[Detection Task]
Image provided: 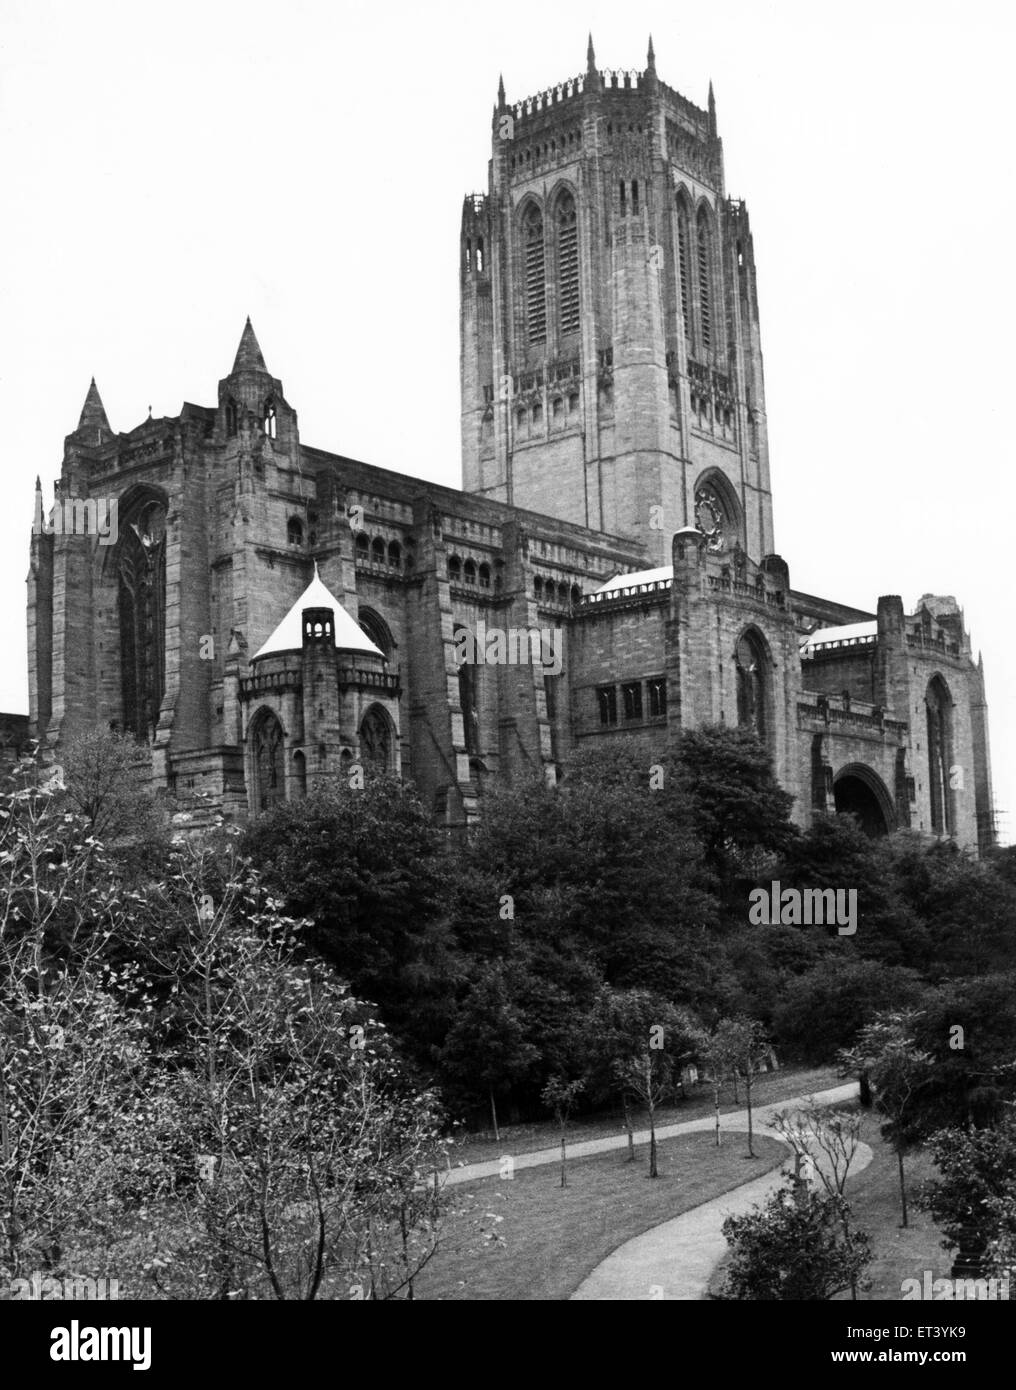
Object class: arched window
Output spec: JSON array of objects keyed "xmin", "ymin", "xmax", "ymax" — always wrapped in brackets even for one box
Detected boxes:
[
  {"xmin": 676, "ymin": 197, "xmax": 691, "ymax": 342},
  {"xmin": 292, "ymin": 749, "xmax": 307, "ymax": 798},
  {"xmin": 735, "ymin": 630, "xmax": 767, "ymax": 740},
  {"xmin": 252, "ymin": 710, "xmax": 285, "ymax": 812},
  {"xmin": 448, "ymin": 555, "xmax": 462, "ymax": 582},
  {"xmin": 570, "ymin": 584, "xmax": 581, "ymax": 605},
  {"xmin": 371, "ymin": 536, "xmax": 386, "ymax": 564},
  {"xmin": 693, "ymin": 475, "xmax": 740, "ymax": 553},
  {"xmin": 696, "ymin": 207, "xmax": 713, "ymax": 352},
  {"xmin": 926, "ymin": 677, "xmax": 953, "ymax": 835},
  {"xmin": 357, "ymin": 607, "xmax": 394, "ymax": 661},
  {"xmin": 523, "ymin": 203, "xmax": 547, "ymax": 343},
  {"xmin": 534, "ymin": 575, "xmax": 544, "ymax": 600},
  {"xmin": 478, "ymin": 563, "xmax": 491, "ymax": 590},
  {"xmin": 454, "ymin": 625, "xmax": 480, "ymax": 756},
  {"xmin": 287, "ymin": 517, "xmax": 303, "ymax": 546},
  {"xmin": 557, "ymin": 582, "xmax": 568, "ymax": 604},
  {"xmin": 117, "ymin": 497, "xmax": 167, "ymax": 741},
  {"xmin": 225, "ymin": 399, "xmax": 238, "ymax": 437},
  {"xmin": 556, "ymin": 192, "xmax": 579, "ymax": 335},
  {"xmin": 476, "ymin": 236, "xmax": 484, "ymax": 273},
  {"xmin": 387, "ymin": 540, "xmax": 401, "ymax": 569},
  {"xmin": 463, "ymin": 559, "xmax": 477, "ymax": 585},
  {"xmin": 263, "ymin": 400, "xmax": 277, "ymax": 439},
  {"xmin": 359, "ymin": 704, "xmax": 393, "ymax": 773},
  {"xmin": 355, "ymin": 532, "xmax": 370, "ymax": 559}
]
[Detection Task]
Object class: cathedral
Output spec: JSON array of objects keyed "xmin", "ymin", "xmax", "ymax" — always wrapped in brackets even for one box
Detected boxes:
[{"xmin": 27, "ymin": 38, "xmax": 995, "ymax": 853}]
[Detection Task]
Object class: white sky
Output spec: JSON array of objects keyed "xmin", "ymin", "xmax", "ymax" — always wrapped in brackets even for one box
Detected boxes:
[{"xmin": 1, "ymin": 0, "xmax": 1012, "ymax": 842}]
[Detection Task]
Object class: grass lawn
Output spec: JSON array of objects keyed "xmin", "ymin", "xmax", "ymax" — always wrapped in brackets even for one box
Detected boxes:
[
  {"xmin": 705, "ymin": 1111, "xmax": 950, "ymax": 1301},
  {"xmin": 447, "ymin": 1064, "xmax": 841, "ymax": 1169},
  {"xmin": 416, "ymin": 1129, "xmax": 785, "ymax": 1300}
]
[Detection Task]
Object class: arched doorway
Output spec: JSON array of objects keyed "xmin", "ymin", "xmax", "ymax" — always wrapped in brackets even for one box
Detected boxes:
[
  {"xmin": 833, "ymin": 765, "xmax": 895, "ymax": 838},
  {"xmin": 735, "ymin": 628, "xmax": 769, "ymax": 741},
  {"xmin": 251, "ymin": 710, "xmax": 285, "ymax": 812}
]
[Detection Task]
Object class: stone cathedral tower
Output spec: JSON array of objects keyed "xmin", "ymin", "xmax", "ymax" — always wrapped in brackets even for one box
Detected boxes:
[{"xmin": 461, "ymin": 36, "xmax": 773, "ymax": 565}]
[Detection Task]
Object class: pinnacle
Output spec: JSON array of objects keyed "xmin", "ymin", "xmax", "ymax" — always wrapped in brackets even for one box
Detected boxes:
[
  {"xmin": 77, "ymin": 377, "xmax": 111, "ymax": 434},
  {"xmin": 231, "ymin": 316, "xmax": 268, "ymax": 374},
  {"xmin": 587, "ymin": 33, "xmax": 596, "ymax": 69}
]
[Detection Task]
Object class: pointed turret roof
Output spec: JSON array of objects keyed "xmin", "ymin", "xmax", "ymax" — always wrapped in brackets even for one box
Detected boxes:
[
  {"xmin": 252, "ymin": 563, "xmax": 384, "ymax": 661},
  {"xmin": 77, "ymin": 378, "xmax": 111, "ymax": 434},
  {"xmin": 586, "ymin": 33, "xmax": 596, "ymax": 71},
  {"xmin": 231, "ymin": 316, "xmax": 268, "ymax": 374}
]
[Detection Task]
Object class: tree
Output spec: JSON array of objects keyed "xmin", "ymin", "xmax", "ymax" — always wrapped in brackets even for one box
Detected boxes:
[
  {"xmin": 772, "ymin": 958, "xmax": 924, "ymax": 1063},
  {"xmin": 541, "ymin": 1077, "xmax": 584, "ymax": 1188},
  {"xmin": 583, "ymin": 988, "xmax": 699, "ymax": 1162},
  {"xmin": 771, "ymin": 1105, "xmax": 867, "ymax": 1299},
  {"xmin": 439, "ymin": 965, "xmax": 538, "ymax": 1141},
  {"xmin": 121, "ymin": 841, "xmax": 449, "ymax": 1300},
  {"xmin": 718, "ymin": 1182, "xmax": 871, "ymax": 1300},
  {"xmin": 694, "ymin": 1022, "xmax": 739, "ymax": 1148},
  {"xmin": 919, "ymin": 1116, "xmax": 1016, "ymax": 1278},
  {"xmin": 611, "ymin": 1009, "xmax": 698, "ymax": 1178},
  {"xmin": 839, "ymin": 1011, "xmax": 932, "ymax": 1228},
  {"xmin": 58, "ymin": 726, "xmax": 166, "ymax": 847},
  {"xmin": 675, "ymin": 726, "xmax": 797, "ymax": 884},
  {"xmin": 719, "ymin": 1015, "xmax": 771, "ymax": 1158}
]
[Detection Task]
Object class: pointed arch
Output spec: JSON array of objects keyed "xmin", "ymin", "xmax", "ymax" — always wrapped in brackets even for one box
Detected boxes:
[
  {"xmin": 520, "ymin": 199, "xmax": 547, "ymax": 344},
  {"xmin": 695, "ymin": 202, "xmax": 716, "ymax": 353},
  {"xmin": 250, "ymin": 707, "xmax": 286, "ymax": 812},
  {"xmin": 357, "ymin": 606, "xmax": 395, "ymax": 663},
  {"xmin": 111, "ymin": 485, "xmax": 169, "ymax": 741},
  {"xmin": 692, "ymin": 468, "xmax": 742, "ymax": 553},
  {"xmin": 926, "ymin": 674, "xmax": 954, "ymax": 835},
  {"xmin": 734, "ymin": 625, "xmax": 772, "ymax": 742},
  {"xmin": 675, "ymin": 188, "xmax": 692, "ymax": 343},
  {"xmin": 834, "ymin": 763, "xmax": 896, "ymax": 837},
  {"xmin": 551, "ymin": 184, "xmax": 580, "ymax": 337},
  {"xmin": 359, "ymin": 703, "xmax": 395, "ymax": 774}
]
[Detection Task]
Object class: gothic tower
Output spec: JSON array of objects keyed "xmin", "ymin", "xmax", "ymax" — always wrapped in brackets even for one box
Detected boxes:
[{"xmin": 461, "ymin": 37, "xmax": 774, "ymax": 565}]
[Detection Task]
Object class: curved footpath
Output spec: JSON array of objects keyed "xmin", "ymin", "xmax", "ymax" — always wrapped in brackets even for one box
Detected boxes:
[
  {"xmin": 571, "ymin": 1083, "xmax": 872, "ymax": 1300},
  {"xmin": 439, "ymin": 1083, "xmax": 869, "ymax": 1301}
]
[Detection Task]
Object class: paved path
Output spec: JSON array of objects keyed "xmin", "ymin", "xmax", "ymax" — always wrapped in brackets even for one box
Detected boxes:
[
  {"xmin": 571, "ymin": 1084, "xmax": 872, "ymax": 1300},
  {"xmin": 442, "ymin": 1083, "xmax": 860, "ymax": 1188}
]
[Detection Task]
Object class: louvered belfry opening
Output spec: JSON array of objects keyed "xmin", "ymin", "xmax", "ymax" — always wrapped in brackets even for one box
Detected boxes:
[
  {"xmin": 524, "ymin": 204, "xmax": 547, "ymax": 344},
  {"xmin": 557, "ymin": 193, "xmax": 579, "ymax": 336}
]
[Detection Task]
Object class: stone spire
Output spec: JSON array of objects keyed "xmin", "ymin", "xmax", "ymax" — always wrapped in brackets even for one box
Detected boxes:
[
  {"xmin": 586, "ymin": 32, "xmax": 596, "ymax": 72},
  {"xmin": 647, "ymin": 34, "xmax": 656, "ymax": 73},
  {"xmin": 231, "ymin": 316, "xmax": 268, "ymax": 374},
  {"xmin": 77, "ymin": 378, "xmax": 111, "ymax": 434},
  {"xmin": 497, "ymin": 72, "xmax": 506, "ymax": 108},
  {"xmin": 708, "ymin": 80, "xmax": 717, "ymax": 136}
]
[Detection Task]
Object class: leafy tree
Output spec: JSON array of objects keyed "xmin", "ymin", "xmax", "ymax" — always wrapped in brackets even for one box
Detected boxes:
[
  {"xmin": 772, "ymin": 958, "xmax": 924, "ymax": 1063},
  {"xmin": 242, "ymin": 780, "xmax": 459, "ymax": 1054},
  {"xmin": 906, "ymin": 975, "xmax": 1016, "ymax": 1133},
  {"xmin": 675, "ymin": 726, "xmax": 797, "ymax": 884},
  {"xmin": 890, "ymin": 837, "xmax": 1016, "ymax": 977},
  {"xmin": 438, "ymin": 965, "xmax": 538, "ymax": 1140},
  {"xmin": 611, "ymin": 1008, "xmax": 698, "ymax": 1178},
  {"xmin": 920, "ymin": 1116, "xmax": 1016, "ymax": 1279},
  {"xmin": 718, "ymin": 1182, "xmax": 871, "ymax": 1300},
  {"xmin": 718, "ymin": 1015, "xmax": 771, "ymax": 1158},
  {"xmin": 839, "ymin": 1011, "xmax": 933, "ymax": 1227},
  {"xmin": 583, "ymin": 989, "xmax": 700, "ymax": 1161}
]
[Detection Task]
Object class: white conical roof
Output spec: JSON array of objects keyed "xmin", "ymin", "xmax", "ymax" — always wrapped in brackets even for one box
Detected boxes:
[{"xmin": 252, "ymin": 564, "xmax": 384, "ymax": 660}]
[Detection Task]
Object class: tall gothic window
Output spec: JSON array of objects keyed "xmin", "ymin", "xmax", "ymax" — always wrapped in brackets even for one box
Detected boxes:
[
  {"xmin": 926, "ymin": 677, "xmax": 953, "ymax": 834},
  {"xmin": 524, "ymin": 204, "xmax": 547, "ymax": 344},
  {"xmin": 118, "ymin": 499, "xmax": 167, "ymax": 741},
  {"xmin": 360, "ymin": 704, "xmax": 393, "ymax": 772},
  {"xmin": 556, "ymin": 193, "xmax": 579, "ymax": 336},
  {"xmin": 735, "ymin": 631, "xmax": 767, "ymax": 739},
  {"xmin": 252, "ymin": 711, "xmax": 285, "ymax": 811},
  {"xmin": 697, "ymin": 206, "xmax": 713, "ymax": 352},
  {"xmin": 676, "ymin": 198, "xmax": 691, "ymax": 342}
]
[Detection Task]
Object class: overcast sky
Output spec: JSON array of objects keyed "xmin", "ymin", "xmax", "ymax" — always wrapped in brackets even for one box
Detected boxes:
[{"xmin": 1, "ymin": 0, "xmax": 1012, "ymax": 841}]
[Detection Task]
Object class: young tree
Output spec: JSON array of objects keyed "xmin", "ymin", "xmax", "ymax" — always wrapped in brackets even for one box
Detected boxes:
[
  {"xmin": 58, "ymin": 726, "xmax": 166, "ymax": 846},
  {"xmin": 720, "ymin": 1015, "xmax": 771, "ymax": 1158},
  {"xmin": 694, "ymin": 1022, "xmax": 738, "ymax": 1148},
  {"xmin": 540, "ymin": 1076, "xmax": 584, "ymax": 1188},
  {"xmin": 839, "ymin": 1011, "xmax": 932, "ymax": 1228},
  {"xmin": 718, "ymin": 1182, "xmax": 871, "ymax": 1300},
  {"xmin": 611, "ymin": 1009, "xmax": 698, "ymax": 1178},
  {"xmin": 771, "ymin": 1105, "xmax": 867, "ymax": 1299}
]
